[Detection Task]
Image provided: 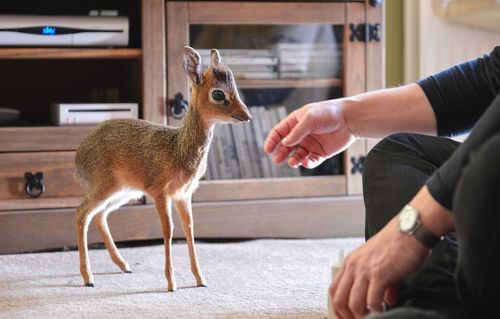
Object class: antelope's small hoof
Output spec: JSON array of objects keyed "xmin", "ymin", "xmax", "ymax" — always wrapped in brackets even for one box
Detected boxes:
[
  {"xmin": 197, "ymin": 278, "xmax": 207, "ymax": 287},
  {"xmin": 124, "ymin": 270, "xmax": 132, "ymax": 274},
  {"xmin": 168, "ymin": 285, "xmax": 177, "ymax": 292},
  {"xmin": 85, "ymin": 283, "xmax": 95, "ymax": 287}
]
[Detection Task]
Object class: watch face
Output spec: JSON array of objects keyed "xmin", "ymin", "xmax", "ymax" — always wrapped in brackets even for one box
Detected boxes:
[{"xmin": 399, "ymin": 207, "xmax": 418, "ymax": 232}]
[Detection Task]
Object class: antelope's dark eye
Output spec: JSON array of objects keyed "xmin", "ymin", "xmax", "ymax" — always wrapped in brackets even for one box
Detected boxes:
[{"xmin": 212, "ymin": 89, "xmax": 225, "ymax": 101}]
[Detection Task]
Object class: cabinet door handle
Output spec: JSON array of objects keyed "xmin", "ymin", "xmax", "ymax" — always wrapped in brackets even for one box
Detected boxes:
[
  {"xmin": 24, "ymin": 172, "xmax": 45, "ymax": 198},
  {"xmin": 168, "ymin": 92, "xmax": 188, "ymax": 120}
]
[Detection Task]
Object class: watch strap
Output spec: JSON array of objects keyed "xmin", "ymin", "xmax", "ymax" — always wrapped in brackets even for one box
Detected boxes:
[{"xmin": 413, "ymin": 223, "xmax": 441, "ymax": 248}]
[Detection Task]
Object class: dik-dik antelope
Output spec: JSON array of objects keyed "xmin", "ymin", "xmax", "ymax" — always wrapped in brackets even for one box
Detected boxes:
[{"xmin": 75, "ymin": 46, "xmax": 251, "ymax": 291}]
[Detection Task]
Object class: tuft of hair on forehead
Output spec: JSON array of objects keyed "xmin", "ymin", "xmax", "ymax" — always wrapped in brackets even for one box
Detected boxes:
[{"xmin": 211, "ymin": 64, "xmax": 235, "ymax": 90}]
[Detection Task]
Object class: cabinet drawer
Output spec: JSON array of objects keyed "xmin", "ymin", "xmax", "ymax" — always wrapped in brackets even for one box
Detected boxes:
[{"xmin": 0, "ymin": 152, "xmax": 83, "ymax": 211}]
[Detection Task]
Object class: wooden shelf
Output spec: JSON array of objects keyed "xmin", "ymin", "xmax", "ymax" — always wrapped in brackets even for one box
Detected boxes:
[
  {"xmin": 194, "ymin": 175, "xmax": 346, "ymax": 201},
  {"xmin": 236, "ymin": 78, "xmax": 342, "ymax": 89},
  {"xmin": 0, "ymin": 48, "xmax": 143, "ymax": 60},
  {"xmin": 0, "ymin": 195, "xmax": 365, "ymax": 253},
  {"xmin": 0, "ymin": 126, "xmax": 95, "ymax": 152}
]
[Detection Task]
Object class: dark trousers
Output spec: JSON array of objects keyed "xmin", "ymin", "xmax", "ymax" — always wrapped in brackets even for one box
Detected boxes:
[{"xmin": 362, "ymin": 95, "xmax": 500, "ymax": 318}]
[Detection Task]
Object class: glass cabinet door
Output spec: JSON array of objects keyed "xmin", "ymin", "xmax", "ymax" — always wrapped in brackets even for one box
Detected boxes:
[
  {"xmin": 191, "ymin": 24, "xmax": 344, "ymax": 180},
  {"xmin": 166, "ymin": 2, "xmax": 368, "ymax": 199}
]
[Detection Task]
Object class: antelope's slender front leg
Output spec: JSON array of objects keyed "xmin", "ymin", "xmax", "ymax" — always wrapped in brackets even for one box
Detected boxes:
[
  {"xmin": 174, "ymin": 197, "xmax": 206, "ymax": 287},
  {"xmin": 153, "ymin": 196, "xmax": 176, "ymax": 291}
]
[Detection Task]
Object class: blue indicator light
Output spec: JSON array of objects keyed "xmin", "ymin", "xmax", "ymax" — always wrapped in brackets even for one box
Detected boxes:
[{"xmin": 42, "ymin": 26, "xmax": 56, "ymax": 35}]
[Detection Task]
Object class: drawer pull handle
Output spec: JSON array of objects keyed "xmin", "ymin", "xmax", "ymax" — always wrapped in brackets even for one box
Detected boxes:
[
  {"xmin": 168, "ymin": 92, "xmax": 188, "ymax": 120},
  {"xmin": 24, "ymin": 172, "xmax": 45, "ymax": 198}
]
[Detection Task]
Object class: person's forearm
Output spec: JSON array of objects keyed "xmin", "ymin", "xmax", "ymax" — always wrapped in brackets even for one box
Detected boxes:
[{"xmin": 340, "ymin": 83, "xmax": 437, "ymax": 138}]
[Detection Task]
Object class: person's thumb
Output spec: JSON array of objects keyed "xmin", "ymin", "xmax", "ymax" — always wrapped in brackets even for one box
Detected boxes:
[{"xmin": 282, "ymin": 117, "xmax": 312, "ymax": 147}]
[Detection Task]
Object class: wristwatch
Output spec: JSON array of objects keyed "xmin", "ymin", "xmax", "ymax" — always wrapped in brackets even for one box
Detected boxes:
[{"xmin": 398, "ymin": 205, "xmax": 441, "ymax": 248}]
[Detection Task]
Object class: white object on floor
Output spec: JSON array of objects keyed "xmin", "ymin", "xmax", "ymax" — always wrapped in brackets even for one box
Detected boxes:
[{"xmin": 327, "ymin": 250, "xmax": 346, "ymax": 319}]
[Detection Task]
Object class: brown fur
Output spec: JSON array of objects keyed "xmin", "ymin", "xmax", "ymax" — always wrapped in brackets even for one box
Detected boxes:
[{"xmin": 74, "ymin": 47, "xmax": 251, "ymax": 291}]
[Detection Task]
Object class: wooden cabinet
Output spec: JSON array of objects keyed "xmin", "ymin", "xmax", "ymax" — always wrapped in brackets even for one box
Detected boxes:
[
  {"xmin": 165, "ymin": 1, "xmax": 384, "ymax": 237},
  {"xmin": 0, "ymin": 0, "xmax": 383, "ymax": 254}
]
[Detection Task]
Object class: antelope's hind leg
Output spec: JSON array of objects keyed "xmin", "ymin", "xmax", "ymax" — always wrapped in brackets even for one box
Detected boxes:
[
  {"xmin": 76, "ymin": 196, "xmax": 105, "ymax": 287},
  {"xmin": 93, "ymin": 194, "xmax": 134, "ymax": 274}
]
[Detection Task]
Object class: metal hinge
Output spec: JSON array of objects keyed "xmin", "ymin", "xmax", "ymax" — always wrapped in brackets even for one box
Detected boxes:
[
  {"xmin": 349, "ymin": 23, "xmax": 381, "ymax": 42},
  {"xmin": 369, "ymin": 0, "xmax": 382, "ymax": 7},
  {"xmin": 350, "ymin": 156, "xmax": 366, "ymax": 175}
]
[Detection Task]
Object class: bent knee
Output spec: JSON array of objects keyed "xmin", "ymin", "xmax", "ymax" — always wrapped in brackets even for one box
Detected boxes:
[{"xmin": 363, "ymin": 133, "xmax": 417, "ymax": 176}]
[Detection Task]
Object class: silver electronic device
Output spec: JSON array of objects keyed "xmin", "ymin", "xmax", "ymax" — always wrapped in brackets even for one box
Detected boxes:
[
  {"xmin": 51, "ymin": 103, "xmax": 138, "ymax": 126},
  {"xmin": 0, "ymin": 14, "xmax": 129, "ymax": 47}
]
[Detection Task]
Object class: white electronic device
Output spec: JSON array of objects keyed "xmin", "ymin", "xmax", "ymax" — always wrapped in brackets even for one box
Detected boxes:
[
  {"xmin": 0, "ymin": 15, "xmax": 129, "ymax": 47},
  {"xmin": 51, "ymin": 103, "xmax": 138, "ymax": 126}
]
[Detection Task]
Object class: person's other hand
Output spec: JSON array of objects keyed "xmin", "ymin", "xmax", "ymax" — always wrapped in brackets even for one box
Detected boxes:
[
  {"xmin": 329, "ymin": 217, "xmax": 430, "ymax": 319},
  {"xmin": 263, "ymin": 100, "xmax": 357, "ymax": 168}
]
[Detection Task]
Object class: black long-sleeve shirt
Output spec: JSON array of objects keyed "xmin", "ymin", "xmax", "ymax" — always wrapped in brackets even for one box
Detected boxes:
[{"xmin": 417, "ymin": 46, "xmax": 500, "ymax": 209}]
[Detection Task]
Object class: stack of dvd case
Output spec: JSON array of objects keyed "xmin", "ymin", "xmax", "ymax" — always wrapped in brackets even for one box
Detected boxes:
[
  {"xmin": 198, "ymin": 49, "xmax": 278, "ymax": 80},
  {"xmin": 275, "ymin": 42, "xmax": 342, "ymax": 79}
]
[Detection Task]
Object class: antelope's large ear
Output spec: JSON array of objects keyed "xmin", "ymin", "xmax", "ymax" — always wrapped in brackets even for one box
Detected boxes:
[
  {"xmin": 211, "ymin": 49, "xmax": 221, "ymax": 67},
  {"xmin": 183, "ymin": 46, "xmax": 203, "ymax": 86}
]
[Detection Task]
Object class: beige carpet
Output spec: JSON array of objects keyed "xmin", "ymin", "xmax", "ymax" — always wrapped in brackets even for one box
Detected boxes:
[{"xmin": 0, "ymin": 238, "xmax": 363, "ymax": 319}]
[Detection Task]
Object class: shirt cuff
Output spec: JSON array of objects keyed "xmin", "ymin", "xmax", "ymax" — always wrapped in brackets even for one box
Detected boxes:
[
  {"xmin": 426, "ymin": 171, "xmax": 454, "ymax": 210},
  {"xmin": 416, "ymin": 78, "xmax": 454, "ymax": 137}
]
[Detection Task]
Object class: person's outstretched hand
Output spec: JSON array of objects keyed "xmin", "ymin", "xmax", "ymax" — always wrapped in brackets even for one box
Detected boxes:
[{"xmin": 264, "ymin": 100, "xmax": 357, "ymax": 168}]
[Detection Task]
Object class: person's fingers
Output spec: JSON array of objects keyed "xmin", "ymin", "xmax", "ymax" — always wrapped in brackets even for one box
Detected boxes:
[
  {"xmin": 302, "ymin": 135, "xmax": 328, "ymax": 156},
  {"xmin": 264, "ymin": 115, "xmax": 297, "ymax": 154},
  {"xmin": 348, "ymin": 277, "xmax": 370, "ymax": 319},
  {"xmin": 281, "ymin": 114, "xmax": 314, "ymax": 147},
  {"xmin": 300, "ymin": 152, "xmax": 324, "ymax": 169},
  {"xmin": 272, "ymin": 143, "xmax": 294, "ymax": 165},
  {"xmin": 288, "ymin": 145, "xmax": 309, "ymax": 167},
  {"xmin": 366, "ymin": 281, "xmax": 385, "ymax": 314},
  {"xmin": 332, "ymin": 268, "xmax": 356, "ymax": 319},
  {"xmin": 384, "ymin": 286, "xmax": 400, "ymax": 306},
  {"xmin": 300, "ymin": 158, "xmax": 314, "ymax": 169}
]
